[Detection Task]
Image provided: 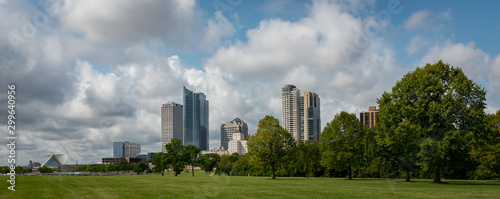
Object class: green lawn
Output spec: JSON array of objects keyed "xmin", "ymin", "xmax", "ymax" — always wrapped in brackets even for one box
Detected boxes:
[{"xmin": 1, "ymin": 170, "xmax": 499, "ymax": 199}]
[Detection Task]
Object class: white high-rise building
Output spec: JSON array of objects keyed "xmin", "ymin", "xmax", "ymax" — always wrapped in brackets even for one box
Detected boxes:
[
  {"xmin": 221, "ymin": 118, "xmax": 248, "ymax": 150},
  {"xmin": 282, "ymin": 85, "xmax": 321, "ymax": 141},
  {"xmin": 161, "ymin": 101, "xmax": 183, "ymax": 152},
  {"xmin": 282, "ymin": 85, "xmax": 301, "ymax": 140},
  {"xmin": 228, "ymin": 132, "xmax": 247, "ymax": 155}
]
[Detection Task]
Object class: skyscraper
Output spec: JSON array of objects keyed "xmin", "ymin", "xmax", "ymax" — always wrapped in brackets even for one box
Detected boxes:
[
  {"xmin": 221, "ymin": 117, "xmax": 248, "ymax": 150},
  {"xmin": 282, "ymin": 85, "xmax": 301, "ymax": 140},
  {"xmin": 161, "ymin": 101, "xmax": 183, "ymax": 153},
  {"xmin": 303, "ymin": 91, "xmax": 321, "ymax": 141},
  {"xmin": 282, "ymin": 85, "xmax": 321, "ymax": 141},
  {"xmin": 183, "ymin": 86, "xmax": 209, "ymax": 150},
  {"xmin": 113, "ymin": 141, "xmax": 141, "ymax": 157},
  {"xmin": 360, "ymin": 106, "xmax": 379, "ymax": 128}
]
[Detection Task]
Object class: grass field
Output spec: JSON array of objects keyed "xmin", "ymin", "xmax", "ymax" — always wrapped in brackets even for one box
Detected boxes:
[{"xmin": 1, "ymin": 170, "xmax": 499, "ymax": 199}]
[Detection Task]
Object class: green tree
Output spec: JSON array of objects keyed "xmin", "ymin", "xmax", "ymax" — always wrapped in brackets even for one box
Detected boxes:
[
  {"xmin": 38, "ymin": 166, "xmax": 53, "ymax": 173},
  {"xmin": 377, "ymin": 61, "xmax": 487, "ymax": 183},
  {"xmin": 231, "ymin": 155, "xmax": 252, "ymax": 176},
  {"xmin": 15, "ymin": 166, "xmax": 24, "ymax": 174},
  {"xmin": 152, "ymin": 152, "xmax": 169, "ymax": 176},
  {"xmin": 0, "ymin": 166, "xmax": 9, "ymax": 174},
  {"xmin": 134, "ymin": 162, "xmax": 147, "ymax": 174},
  {"xmin": 199, "ymin": 153, "xmax": 220, "ymax": 174},
  {"xmin": 472, "ymin": 109, "xmax": 500, "ymax": 179},
  {"xmin": 377, "ymin": 87, "xmax": 422, "ymax": 181},
  {"xmin": 296, "ymin": 140, "xmax": 322, "ymax": 178},
  {"xmin": 184, "ymin": 145, "xmax": 201, "ymax": 176},
  {"xmin": 247, "ymin": 115, "xmax": 295, "ymax": 179},
  {"xmin": 217, "ymin": 153, "xmax": 239, "ymax": 175},
  {"xmin": 165, "ymin": 138, "xmax": 186, "ymax": 176},
  {"xmin": 320, "ymin": 111, "xmax": 367, "ymax": 180}
]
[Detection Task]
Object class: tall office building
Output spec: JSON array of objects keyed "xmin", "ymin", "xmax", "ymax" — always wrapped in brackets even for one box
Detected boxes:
[
  {"xmin": 221, "ymin": 118, "xmax": 248, "ymax": 150},
  {"xmin": 360, "ymin": 106, "xmax": 379, "ymax": 128},
  {"xmin": 282, "ymin": 85, "xmax": 302, "ymax": 140},
  {"xmin": 303, "ymin": 92, "xmax": 321, "ymax": 141},
  {"xmin": 113, "ymin": 141, "xmax": 141, "ymax": 157},
  {"xmin": 161, "ymin": 101, "xmax": 183, "ymax": 153},
  {"xmin": 183, "ymin": 86, "xmax": 209, "ymax": 150},
  {"xmin": 282, "ymin": 85, "xmax": 321, "ymax": 141}
]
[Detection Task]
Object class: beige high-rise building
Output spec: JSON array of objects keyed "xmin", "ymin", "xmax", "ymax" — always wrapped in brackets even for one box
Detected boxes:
[
  {"xmin": 228, "ymin": 132, "xmax": 247, "ymax": 155},
  {"xmin": 303, "ymin": 92, "xmax": 321, "ymax": 141},
  {"xmin": 282, "ymin": 85, "xmax": 301, "ymax": 140},
  {"xmin": 220, "ymin": 118, "xmax": 248, "ymax": 150},
  {"xmin": 161, "ymin": 101, "xmax": 183, "ymax": 153},
  {"xmin": 360, "ymin": 106, "xmax": 378, "ymax": 128}
]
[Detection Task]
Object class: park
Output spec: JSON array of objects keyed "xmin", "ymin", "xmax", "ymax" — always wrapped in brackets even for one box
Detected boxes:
[{"xmin": 1, "ymin": 170, "xmax": 500, "ymax": 198}]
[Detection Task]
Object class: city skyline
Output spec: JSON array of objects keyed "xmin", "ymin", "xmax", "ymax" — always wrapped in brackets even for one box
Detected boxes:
[{"xmin": 2, "ymin": 0, "xmax": 500, "ymax": 165}]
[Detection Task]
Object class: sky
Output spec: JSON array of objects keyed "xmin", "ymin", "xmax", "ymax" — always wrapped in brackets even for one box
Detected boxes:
[{"xmin": 1, "ymin": 0, "xmax": 500, "ymax": 166}]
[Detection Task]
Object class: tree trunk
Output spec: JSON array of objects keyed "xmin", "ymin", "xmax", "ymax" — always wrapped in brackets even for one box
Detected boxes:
[
  {"xmin": 192, "ymin": 165, "xmax": 195, "ymax": 176},
  {"xmin": 161, "ymin": 171, "xmax": 164, "ymax": 176},
  {"xmin": 433, "ymin": 167, "xmax": 441, "ymax": 183},
  {"xmin": 405, "ymin": 167, "xmax": 410, "ymax": 182},
  {"xmin": 271, "ymin": 163, "xmax": 276, "ymax": 179},
  {"xmin": 348, "ymin": 166, "xmax": 352, "ymax": 180}
]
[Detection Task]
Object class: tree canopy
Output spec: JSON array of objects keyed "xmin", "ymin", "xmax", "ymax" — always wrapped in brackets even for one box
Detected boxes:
[
  {"xmin": 320, "ymin": 111, "xmax": 367, "ymax": 180},
  {"xmin": 164, "ymin": 138, "xmax": 187, "ymax": 176},
  {"xmin": 247, "ymin": 115, "xmax": 295, "ymax": 179},
  {"xmin": 184, "ymin": 144, "xmax": 201, "ymax": 176},
  {"xmin": 199, "ymin": 153, "xmax": 220, "ymax": 174},
  {"xmin": 376, "ymin": 60, "xmax": 487, "ymax": 183}
]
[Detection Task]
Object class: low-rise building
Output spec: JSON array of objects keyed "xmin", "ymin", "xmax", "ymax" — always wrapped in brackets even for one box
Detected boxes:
[
  {"xmin": 201, "ymin": 148, "xmax": 228, "ymax": 156},
  {"xmin": 228, "ymin": 132, "xmax": 247, "ymax": 155}
]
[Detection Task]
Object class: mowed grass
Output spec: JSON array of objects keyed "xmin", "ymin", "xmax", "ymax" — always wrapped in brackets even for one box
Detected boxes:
[{"xmin": 1, "ymin": 170, "xmax": 499, "ymax": 199}]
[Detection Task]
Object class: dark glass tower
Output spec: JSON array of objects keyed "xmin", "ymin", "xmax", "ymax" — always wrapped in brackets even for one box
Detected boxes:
[{"xmin": 183, "ymin": 86, "xmax": 209, "ymax": 150}]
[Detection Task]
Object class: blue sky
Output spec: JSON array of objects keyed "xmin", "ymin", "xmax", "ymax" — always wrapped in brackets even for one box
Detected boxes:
[{"xmin": 1, "ymin": 0, "xmax": 500, "ymax": 165}]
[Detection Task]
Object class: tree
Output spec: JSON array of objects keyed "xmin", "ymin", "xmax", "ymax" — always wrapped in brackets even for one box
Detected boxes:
[
  {"xmin": 377, "ymin": 87, "xmax": 422, "ymax": 181},
  {"xmin": 472, "ymin": 109, "xmax": 500, "ymax": 179},
  {"xmin": 1, "ymin": 166, "xmax": 9, "ymax": 174},
  {"xmin": 199, "ymin": 153, "xmax": 220, "ymax": 174},
  {"xmin": 15, "ymin": 166, "xmax": 24, "ymax": 174},
  {"xmin": 165, "ymin": 138, "xmax": 186, "ymax": 176},
  {"xmin": 231, "ymin": 155, "xmax": 252, "ymax": 176},
  {"xmin": 217, "ymin": 153, "xmax": 239, "ymax": 175},
  {"xmin": 320, "ymin": 111, "xmax": 367, "ymax": 180},
  {"xmin": 152, "ymin": 152, "xmax": 169, "ymax": 176},
  {"xmin": 377, "ymin": 61, "xmax": 487, "ymax": 183},
  {"xmin": 247, "ymin": 115, "xmax": 295, "ymax": 179},
  {"xmin": 134, "ymin": 162, "xmax": 147, "ymax": 174},
  {"xmin": 38, "ymin": 166, "xmax": 53, "ymax": 173},
  {"xmin": 296, "ymin": 140, "xmax": 321, "ymax": 178},
  {"xmin": 184, "ymin": 145, "xmax": 201, "ymax": 176}
]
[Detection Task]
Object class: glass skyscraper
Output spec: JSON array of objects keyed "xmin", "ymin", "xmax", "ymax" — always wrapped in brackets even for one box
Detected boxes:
[
  {"xmin": 183, "ymin": 86, "xmax": 209, "ymax": 150},
  {"xmin": 113, "ymin": 141, "xmax": 141, "ymax": 157}
]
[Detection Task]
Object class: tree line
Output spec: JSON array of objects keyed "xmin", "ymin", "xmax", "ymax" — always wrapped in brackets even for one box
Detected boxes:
[
  {"xmin": 152, "ymin": 61, "xmax": 499, "ymax": 181},
  {"xmin": 76, "ymin": 161, "xmax": 148, "ymax": 173}
]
